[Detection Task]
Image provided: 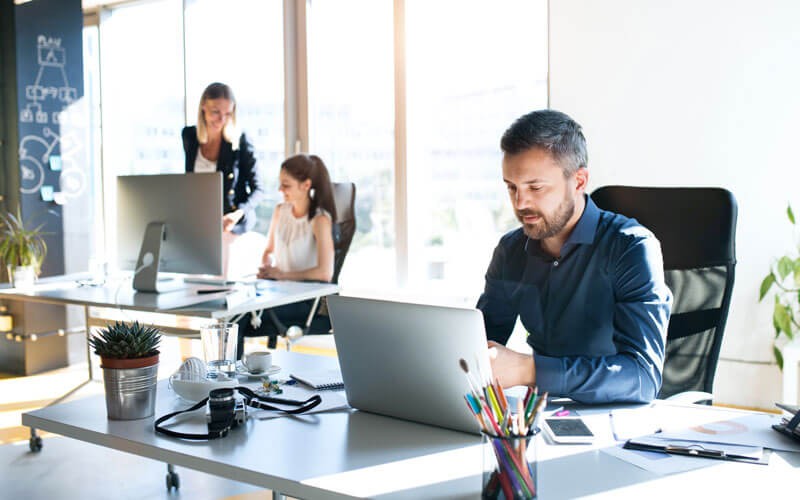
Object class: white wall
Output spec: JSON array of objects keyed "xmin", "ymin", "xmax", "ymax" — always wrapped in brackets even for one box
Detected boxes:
[{"xmin": 549, "ymin": 0, "xmax": 800, "ymax": 409}]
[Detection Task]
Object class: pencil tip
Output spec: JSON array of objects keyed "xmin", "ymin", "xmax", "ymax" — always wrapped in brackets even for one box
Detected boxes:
[{"xmin": 459, "ymin": 358, "xmax": 469, "ymax": 373}]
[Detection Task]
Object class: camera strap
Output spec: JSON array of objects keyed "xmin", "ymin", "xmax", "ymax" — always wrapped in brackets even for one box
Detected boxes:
[{"xmin": 154, "ymin": 387, "xmax": 323, "ymax": 440}]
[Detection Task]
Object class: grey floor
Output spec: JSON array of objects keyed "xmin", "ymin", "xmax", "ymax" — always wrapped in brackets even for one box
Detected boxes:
[{"xmin": 0, "ymin": 435, "xmax": 266, "ymax": 500}]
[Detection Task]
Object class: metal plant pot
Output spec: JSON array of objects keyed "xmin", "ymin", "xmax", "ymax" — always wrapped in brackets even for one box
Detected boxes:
[{"xmin": 100, "ymin": 355, "xmax": 159, "ymax": 420}]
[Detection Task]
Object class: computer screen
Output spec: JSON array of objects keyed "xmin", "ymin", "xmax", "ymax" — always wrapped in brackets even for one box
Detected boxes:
[{"xmin": 116, "ymin": 173, "xmax": 223, "ymax": 292}]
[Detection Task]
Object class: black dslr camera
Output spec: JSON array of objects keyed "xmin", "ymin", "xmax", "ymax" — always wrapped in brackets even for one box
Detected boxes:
[
  {"xmin": 155, "ymin": 386, "xmax": 321, "ymax": 441},
  {"xmin": 206, "ymin": 388, "xmax": 247, "ymax": 438}
]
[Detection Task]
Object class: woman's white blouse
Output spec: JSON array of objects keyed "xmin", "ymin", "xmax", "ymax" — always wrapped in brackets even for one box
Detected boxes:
[
  {"xmin": 194, "ymin": 150, "xmax": 217, "ymax": 173},
  {"xmin": 274, "ymin": 203, "xmax": 331, "ymax": 273}
]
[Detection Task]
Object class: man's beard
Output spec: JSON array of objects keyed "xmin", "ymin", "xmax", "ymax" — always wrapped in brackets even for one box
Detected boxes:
[{"xmin": 516, "ymin": 192, "xmax": 575, "ymax": 240}]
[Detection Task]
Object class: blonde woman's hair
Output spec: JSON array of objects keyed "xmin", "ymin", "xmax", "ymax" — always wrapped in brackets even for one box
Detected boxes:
[{"xmin": 196, "ymin": 82, "xmax": 240, "ymax": 150}]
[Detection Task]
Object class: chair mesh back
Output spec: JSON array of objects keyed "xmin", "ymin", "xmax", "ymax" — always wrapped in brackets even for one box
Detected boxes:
[
  {"xmin": 591, "ymin": 186, "xmax": 737, "ymax": 398},
  {"xmin": 331, "ymin": 182, "xmax": 356, "ymax": 284}
]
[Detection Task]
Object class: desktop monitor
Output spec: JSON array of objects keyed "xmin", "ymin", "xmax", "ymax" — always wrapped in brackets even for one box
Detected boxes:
[{"xmin": 116, "ymin": 173, "xmax": 223, "ymax": 293}]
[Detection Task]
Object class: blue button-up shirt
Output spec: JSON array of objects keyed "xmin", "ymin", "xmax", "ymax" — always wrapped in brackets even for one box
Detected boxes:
[{"xmin": 477, "ymin": 196, "xmax": 672, "ymax": 404}]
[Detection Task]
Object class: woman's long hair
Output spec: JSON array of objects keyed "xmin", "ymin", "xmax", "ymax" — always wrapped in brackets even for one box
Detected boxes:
[
  {"xmin": 281, "ymin": 154, "xmax": 337, "ymax": 223},
  {"xmin": 196, "ymin": 82, "xmax": 240, "ymax": 150}
]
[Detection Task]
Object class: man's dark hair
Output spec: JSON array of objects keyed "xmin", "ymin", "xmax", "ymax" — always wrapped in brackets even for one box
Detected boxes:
[{"xmin": 500, "ymin": 109, "xmax": 588, "ymax": 176}]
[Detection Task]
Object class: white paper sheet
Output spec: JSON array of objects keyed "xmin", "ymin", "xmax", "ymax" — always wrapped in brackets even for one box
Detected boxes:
[{"xmin": 654, "ymin": 413, "xmax": 800, "ymax": 452}]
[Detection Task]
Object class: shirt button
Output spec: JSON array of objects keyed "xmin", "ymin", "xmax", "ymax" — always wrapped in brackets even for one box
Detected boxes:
[
  {"xmin": 553, "ymin": 260, "xmax": 559, "ymax": 267},
  {"xmin": 228, "ymin": 189, "xmax": 235, "ymax": 195},
  {"xmin": 228, "ymin": 173, "xmax": 234, "ymax": 179}
]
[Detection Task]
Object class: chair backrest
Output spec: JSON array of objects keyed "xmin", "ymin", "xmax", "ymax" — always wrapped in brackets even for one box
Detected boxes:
[
  {"xmin": 331, "ymin": 182, "xmax": 356, "ymax": 284},
  {"xmin": 590, "ymin": 186, "xmax": 737, "ymax": 398}
]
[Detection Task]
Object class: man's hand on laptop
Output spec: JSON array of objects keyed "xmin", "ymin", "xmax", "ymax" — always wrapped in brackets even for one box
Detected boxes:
[{"xmin": 487, "ymin": 341, "xmax": 536, "ymax": 388}]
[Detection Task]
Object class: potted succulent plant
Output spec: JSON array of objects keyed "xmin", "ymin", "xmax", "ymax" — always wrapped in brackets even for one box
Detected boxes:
[
  {"xmin": 88, "ymin": 321, "xmax": 162, "ymax": 420},
  {"xmin": 759, "ymin": 204, "xmax": 800, "ymax": 370},
  {"xmin": 0, "ymin": 207, "xmax": 47, "ymax": 289}
]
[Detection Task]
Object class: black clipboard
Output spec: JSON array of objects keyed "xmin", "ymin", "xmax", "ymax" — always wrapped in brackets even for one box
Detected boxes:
[
  {"xmin": 623, "ymin": 436, "xmax": 769, "ymax": 465},
  {"xmin": 773, "ymin": 403, "xmax": 800, "ymax": 443}
]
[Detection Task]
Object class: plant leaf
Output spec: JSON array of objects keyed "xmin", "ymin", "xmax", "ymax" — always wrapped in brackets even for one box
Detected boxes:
[
  {"xmin": 774, "ymin": 301, "xmax": 792, "ymax": 336},
  {"xmin": 789, "ymin": 204, "xmax": 796, "ymax": 225},
  {"xmin": 774, "ymin": 345, "xmax": 784, "ymax": 370},
  {"xmin": 778, "ymin": 257, "xmax": 793, "ymax": 280},
  {"xmin": 794, "ymin": 260, "xmax": 800, "ymax": 287},
  {"xmin": 759, "ymin": 273, "xmax": 776, "ymax": 301}
]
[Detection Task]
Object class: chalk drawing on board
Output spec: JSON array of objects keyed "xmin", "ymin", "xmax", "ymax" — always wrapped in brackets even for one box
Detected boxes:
[
  {"xmin": 19, "ymin": 35, "xmax": 78, "ymax": 124},
  {"xmin": 18, "ymin": 127, "xmax": 84, "ymax": 198}
]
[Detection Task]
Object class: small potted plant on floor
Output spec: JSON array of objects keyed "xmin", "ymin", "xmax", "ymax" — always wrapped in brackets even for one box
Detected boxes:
[
  {"xmin": 0, "ymin": 207, "xmax": 47, "ymax": 289},
  {"xmin": 88, "ymin": 321, "xmax": 162, "ymax": 420}
]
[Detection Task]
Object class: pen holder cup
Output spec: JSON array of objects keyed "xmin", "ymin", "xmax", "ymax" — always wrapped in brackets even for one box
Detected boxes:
[{"xmin": 481, "ymin": 431, "xmax": 538, "ymax": 499}]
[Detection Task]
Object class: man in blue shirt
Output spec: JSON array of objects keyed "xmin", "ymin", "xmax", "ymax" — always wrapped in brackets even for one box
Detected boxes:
[{"xmin": 478, "ymin": 110, "xmax": 672, "ymax": 404}]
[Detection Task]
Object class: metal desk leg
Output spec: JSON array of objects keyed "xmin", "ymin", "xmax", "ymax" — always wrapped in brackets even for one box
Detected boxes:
[
  {"xmin": 272, "ymin": 491, "xmax": 286, "ymax": 500},
  {"xmin": 28, "ymin": 306, "xmax": 95, "ymax": 453},
  {"xmin": 85, "ymin": 305, "xmax": 94, "ymax": 381}
]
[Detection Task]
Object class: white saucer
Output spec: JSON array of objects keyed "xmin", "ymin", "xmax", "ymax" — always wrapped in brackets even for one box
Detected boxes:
[{"xmin": 236, "ymin": 364, "xmax": 281, "ymax": 378}]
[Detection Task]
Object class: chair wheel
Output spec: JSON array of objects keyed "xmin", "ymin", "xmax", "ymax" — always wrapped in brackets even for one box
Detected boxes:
[
  {"xmin": 29, "ymin": 435, "xmax": 43, "ymax": 452},
  {"xmin": 166, "ymin": 471, "xmax": 180, "ymax": 491}
]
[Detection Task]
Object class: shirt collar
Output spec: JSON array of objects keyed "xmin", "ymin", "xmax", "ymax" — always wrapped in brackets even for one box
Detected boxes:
[
  {"xmin": 566, "ymin": 194, "xmax": 600, "ymax": 246},
  {"xmin": 524, "ymin": 194, "xmax": 600, "ymax": 257}
]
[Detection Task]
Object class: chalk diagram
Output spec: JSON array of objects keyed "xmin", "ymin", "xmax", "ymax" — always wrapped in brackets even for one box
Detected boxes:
[
  {"xmin": 19, "ymin": 127, "xmax": 84, "ymax": 198},
  {"xmin": 17, "ymin": 34, "xmax": 86, "ymax": 200},
  {"xmin": 20, "ymin": 35, "xmax": 78, "ymax": 125}
]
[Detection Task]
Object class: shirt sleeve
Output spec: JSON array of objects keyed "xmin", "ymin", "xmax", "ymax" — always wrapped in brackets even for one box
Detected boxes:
[
  {"xmin": 234, "ymin": 133, "xmax": 265, "ymax": 224},
  {"xmin": 477, "ymin": 241, "xmax": 519, "ymax": 344},
  {"xmin": 534, "ymin": 228, "xmax": 672, "ymax": 404}
]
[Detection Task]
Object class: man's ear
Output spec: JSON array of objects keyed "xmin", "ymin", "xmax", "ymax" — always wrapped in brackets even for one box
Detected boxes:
[{"xmin": 574, "ymin": 167, "xmax": 589, "ymax": 194}]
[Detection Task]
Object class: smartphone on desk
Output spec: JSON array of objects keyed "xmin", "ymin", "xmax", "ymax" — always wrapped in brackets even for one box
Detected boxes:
[{"xmin": 542, "ymin": 416, "xmax": 595, "ymax": 444}]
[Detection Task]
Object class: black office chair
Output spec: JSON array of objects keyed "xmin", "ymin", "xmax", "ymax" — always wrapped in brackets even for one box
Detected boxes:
[
  {"xmin": 591, "ymin": 186, "xmax": 737, "ymax": 402},
  {"xmin": 266, "ymin": 181, "xmax": 356, "ymax": 348}
]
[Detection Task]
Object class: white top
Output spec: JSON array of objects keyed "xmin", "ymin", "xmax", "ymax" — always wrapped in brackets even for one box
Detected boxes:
[
  {"xmin": 274, "ymin": 202, "xmax": 331, "ymax": 273},
  {"xmin": 194, "ymin": 150, "xmax": 217, "ymax": 173}
]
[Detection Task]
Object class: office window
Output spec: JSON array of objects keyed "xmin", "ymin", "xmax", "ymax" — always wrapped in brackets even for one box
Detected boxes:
[
  {"xmin": 79, "ymin": 24, "xmax": 104, "ymax": 269},
  {"xmin": 307, "ymin": 0, "xmax": 395, "ymax": 288},
  {"xmin": 405, "ymin": 0, "xmax": 548, "ymax": 298},
  {"xmin": 99, "ymin": 0, "xmax": 185, "ymax": 177},
  {"xmin": 184, "ymin": 0, "xmax": 285, "ymax": 234}
]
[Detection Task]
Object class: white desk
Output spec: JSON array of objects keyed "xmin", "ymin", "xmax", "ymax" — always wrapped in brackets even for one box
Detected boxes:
[
  {"xmin": 0, "ymin": 274, "xmax": 340, "ymax": 332},
  {"xmin": 21, "ymin": 351, "xmax": 800, "ymax": 499},
  {"xmin": 0, "ymin": 274, "xmax": 339, "ymax": 397}
]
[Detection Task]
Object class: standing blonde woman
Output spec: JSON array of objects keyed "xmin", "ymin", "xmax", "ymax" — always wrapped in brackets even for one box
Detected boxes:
[{"xmin": 182, "ymin": 82, "xmax": 264, "ymax": 235}]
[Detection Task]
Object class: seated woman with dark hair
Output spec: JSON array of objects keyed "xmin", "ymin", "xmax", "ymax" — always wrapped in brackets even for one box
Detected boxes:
[{"xmin": 237, "ymin": 154, "xmax": 337, "ymax": 356}]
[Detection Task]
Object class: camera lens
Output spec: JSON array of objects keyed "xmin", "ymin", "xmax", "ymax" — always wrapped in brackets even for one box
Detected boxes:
[
  {"xmin": 209, "ymin": 388, "xmax": 235, "ymax": 405},
  {"xmin": 207, "ymin": 388, "xmax": 236, "ymax": 437}
]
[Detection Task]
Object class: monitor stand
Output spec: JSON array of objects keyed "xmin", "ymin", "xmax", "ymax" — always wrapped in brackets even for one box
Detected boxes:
[{"xmin": 132, "ymin": 222, "xmax": 184, "ymax": 293}]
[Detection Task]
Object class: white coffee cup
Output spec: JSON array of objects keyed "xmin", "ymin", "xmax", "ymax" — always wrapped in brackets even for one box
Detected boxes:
[{"xmin": 242, "ymin": 351, "xmax": 272, "ymax": 373}]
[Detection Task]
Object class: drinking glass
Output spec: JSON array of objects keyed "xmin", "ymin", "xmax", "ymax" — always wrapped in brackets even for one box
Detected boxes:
[{"xmin": 200, "ymin": 323, "xmax": 238, "ymax": 378}]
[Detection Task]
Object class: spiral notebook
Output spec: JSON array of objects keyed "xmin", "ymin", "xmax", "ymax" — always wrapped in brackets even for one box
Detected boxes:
[{"xmin": 290, "ymin": 369, "xmax": 345, "ymax": 390}]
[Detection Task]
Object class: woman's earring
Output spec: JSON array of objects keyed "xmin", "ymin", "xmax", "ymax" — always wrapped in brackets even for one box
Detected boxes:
[{"xmin": 309, "ymin": 188, "xmax": 315, "ymax": 199}]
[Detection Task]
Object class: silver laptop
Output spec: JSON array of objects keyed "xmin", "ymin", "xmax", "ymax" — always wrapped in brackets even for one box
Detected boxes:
[{"xmin": 327, "ymin": 295, "xmax": 492, "ymax": 435}]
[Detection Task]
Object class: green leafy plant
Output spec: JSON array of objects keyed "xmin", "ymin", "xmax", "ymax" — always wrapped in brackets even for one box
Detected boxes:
[
  {"xmin": 0, "ymin": 207, "xmax": 47, "ymax": 275},
  {"xmin": 759, "ymin": 204, "xmax": 800, "ymax": 370},
  {"xmin": 88, "ymin": 321, "xmax": 162, "ymax": 360}
]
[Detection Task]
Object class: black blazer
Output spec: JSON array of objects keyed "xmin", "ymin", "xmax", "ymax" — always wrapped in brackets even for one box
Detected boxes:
[{"xmin": 182, "ymin": 126, "xmax": 264, "ymax": 234}]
